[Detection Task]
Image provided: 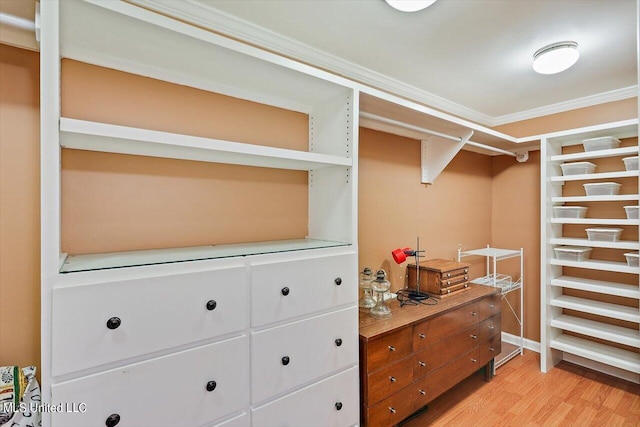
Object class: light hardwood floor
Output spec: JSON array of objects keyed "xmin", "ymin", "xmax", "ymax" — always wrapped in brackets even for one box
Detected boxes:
[{"xmin": 400, "ymin": 351, "xmax": 639, "ymax": 427}]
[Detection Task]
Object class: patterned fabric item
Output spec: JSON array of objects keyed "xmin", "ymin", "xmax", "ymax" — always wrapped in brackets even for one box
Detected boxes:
[{"xmin": 0, "ymin": 366, "xmax": 41, "ymax": 427}]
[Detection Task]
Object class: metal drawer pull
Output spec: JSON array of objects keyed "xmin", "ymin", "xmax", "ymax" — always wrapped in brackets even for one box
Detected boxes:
[
  {"xmin": 335, "ymin": 402, "xmax": 343, "ymax": 411},
  {"xmin": 419, "ymin": 389, "xmax": 426, "ymax": 396},
  {"xmin": 446, "ymin": 273, "xmax": 451, "ymax": 278},
  {"xmin": 389, "ymin": 407, "xmax": 396, "ymax": 414},
  {"xmin": 281, "ymin": 287, "xmax": 290, "ymax": 296},
  {"xmin": 489, "ymin": 325, "xmax": 495, "ymax": 330},
  {"xmin": 281, "ymin": 356, "xmax": 290, "ymax": 366},
  {"xmin": 335, "ymin": 338, "xmax": 343, "ymax": 347},
  {"xmin": 464, "ymin": 269, "xmax": 468, "ymax": 273},
  {"xmin": 206, "ymin": 300, "xmax": 217, "ymax": 311},
  {"xmin": 470, "ymin": 334, "xmax": 477, "ymax": 339},
  {"xmin": 105, "ymin": 414, "xmax": 120, "ymax": 427},
  {"xmin": 206, "ymin": 380, "xmax": 217, "ymax": 392},
  {"xmin": 489, "ymin": 347, "xmax": 495, "ymax": 352},
  {"xmin": 419, "ymin": 333, "xmax": 425, "ymax": 339},
  {"xmin": 489, "ymin": 304, "xmax": 495, "ymax": 308},
  {"xmin": 334, "ymin": 277, "xmax": 342, "ymax": 286},
  {"xmin": 388, "ymin": 345, "xmax": 396, "ymax": 351},
  {"xmin": 471, "ymin": 358, "xmax": 477, "ymax": 363},
  {"xmin": 419, "ymin": 361, "xmax": 426, "ymax": 367},
  {"xmin": 106, "ymin": 317, "xmax": 121, "ymax": 330},
  {"xmin": 389, "ymin": 376, "xmax": 396, "ymax": 382},
  {"xmin": 471, "ymin": 311, "xmax": 477, "ymax": 316}
]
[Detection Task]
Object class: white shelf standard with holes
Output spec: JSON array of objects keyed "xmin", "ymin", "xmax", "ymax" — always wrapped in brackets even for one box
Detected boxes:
[
  {"xmin": 541, "ymin": 119, "xmax": 640, "ymax": 384},
  {"xmin": 40, "ymin": 1, "xmax": 361, "ymax": 426},
  {"xmin": 458, "ymin": 246, "xmax": 524, "ymax": 370}
]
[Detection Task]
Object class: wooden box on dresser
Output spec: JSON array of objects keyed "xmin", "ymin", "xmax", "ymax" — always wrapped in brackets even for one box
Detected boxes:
[
  {"xmin": 359, "ymin": 284, "xmax": 501, "ymax": 427},
  {"xmin": 40, "ymin": 1, "xmax": 360, "ymax": 426}
]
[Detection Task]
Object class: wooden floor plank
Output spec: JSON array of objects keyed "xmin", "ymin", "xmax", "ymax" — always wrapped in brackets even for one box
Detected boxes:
[{"xmin": 399, "ymin": 351, "xmax": 639, "ymax": 427}]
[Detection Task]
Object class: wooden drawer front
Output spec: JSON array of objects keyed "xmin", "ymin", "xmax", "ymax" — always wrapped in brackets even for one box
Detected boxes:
[
  {"xmin": 477, "ymin": 292, "xmax": 501, "ymax": 321},
  {"xmin": 366, "ymin": 328, "xmax": 413, "ymax": 372},
  {"xmin": 434, "ymin": 281, "xmax": 469, "ymax": 295},
  {"xmin": 365, "ymin": 382, "xmax": 427, "ymax": 427},
  {"xmin": 367, "ymin": 356, "xmax": 414, "ymax": 406},
  {"xmin": 413, "ymin": 323, "xmax": 479, "ymax": 379},
  {"xmin": 415, "ymin": 347, "xmax": 481, "ymax": 405},
  {"xmin": 479, "ymin": 314, "xmax": 501, "ymax": 342},
  {"xmin": 480, "ymin": 333, "xmax": 502, "ymax": 365},
  {"xmin": 52, "ymin": 267, "xmax": 247, "ymax": 376},
  {"xmin": 413, "ymin": 302, "xmax": 478, "ymax": 350},
  {"xmin": 250, "ymin": 253, "xmax": 356, "ymax": 327},
  {"xmin": 51, "ymin": 336, "xmax": 248, "ymax": 427},
  {"xmin": 251, "ymin": 307, "xmax": 358, "ymax": 404},
  {"xmin": 437, "ymin": 267, "xmax": 469, "ymax": 282},
  {"xmin": 252, "ymin": 367, "xmax": 359, "ymax": 427}
]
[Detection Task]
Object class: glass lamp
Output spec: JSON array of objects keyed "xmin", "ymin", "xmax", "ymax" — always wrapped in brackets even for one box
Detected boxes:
[
  {"xmin": 370, "ymin": 269, "xmax": 392, "ymax": 318},
  {"xmin": 359, "ymin": 267, "xmax": 376, "ymax": 309}
]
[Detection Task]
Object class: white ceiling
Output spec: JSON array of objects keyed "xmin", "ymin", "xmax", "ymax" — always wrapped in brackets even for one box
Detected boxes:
[{"xmin": 187, "ymin": 0, "xmax": 637, "ymax": 126}]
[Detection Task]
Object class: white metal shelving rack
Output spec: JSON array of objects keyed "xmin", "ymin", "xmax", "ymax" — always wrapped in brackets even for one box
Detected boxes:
[
  {"xmin": 540, "ymin": 119, "xmax": 640, "ymax": 384},
  {"xmin": 458, "ymin": 246, "xmax": 524, "ymax": 369}
]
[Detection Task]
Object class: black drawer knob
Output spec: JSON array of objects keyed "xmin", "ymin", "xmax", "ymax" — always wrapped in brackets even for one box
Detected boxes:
[
  {"xmin": 281, "ymin": 287, "xmax": 290, "ymax": 296},
  {"xmin": 335, "ymin": 402, "xmax": 343, "ymax": 411},
  {"xmin": 105, "ymin": 414, "xmax": 120, "ymax": 427},
  {"xmin": 334, "ymin": 277, "xmax": 342, "ymax": 286},
  {"xmin": 335, "ymin": 338, "xmax": 343, "ymax": 347},
  {"xmin": 206, "ymin": 380, "xmax": 217, "ymax": 392},
  {"xmin": 106, "ymin": 317, "xmax": 121, "ymax": 330},
  {"xmin": 206, "ymin": 300, "xmax": 217, "ymax": 311},
  {"xmin": 281, "ymin": 356, "xmax": 290, "ymax": 366}
]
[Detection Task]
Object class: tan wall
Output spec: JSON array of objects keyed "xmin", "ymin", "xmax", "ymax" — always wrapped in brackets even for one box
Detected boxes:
[{"xmin": 0, "ymin": 45, "xmax": 40, "ymax": 369}]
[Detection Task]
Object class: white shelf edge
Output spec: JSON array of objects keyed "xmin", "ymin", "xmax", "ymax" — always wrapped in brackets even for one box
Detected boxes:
[
  {"xmin": 458, "ymin": 247, "xmax": 522, "ymax": 260},
  {"xmin": 550, "ymin": 237, "xmax": 640, "ymax": 250},
  {"xmin": 550, "ymin": 146, "xmax": 639, "ymax": 162},
  {"xmin": 551, "ymin": 194, "xmax": 640, "ymax": 203},
  {"xmin": 551, "ymin": 170, "xmax": 639, "ymax": 182},
  {"xmin": 550, "ymin": 334, "xmax": 640, "ymax": 374},
  {"xmin": 551, "ymin": 276, "xmax": 640, "ymax": 299},
  {"xmin": 550, "ymin": 295, "xmax": 640, "ymax": 323},
  {"xmin": 550, "ymin": 258, "xmax": 640, "ymax": 274},
  {"xmin": 551, "ymin": 218, "xmax": 638, "ymax": 226},
  {"xmin": 60, "ymin": 118, "xmax": 352, "ymax": 171},
  {"xmin": 550, "ymin": 315, "xmax": 640, "ymax": 348}
]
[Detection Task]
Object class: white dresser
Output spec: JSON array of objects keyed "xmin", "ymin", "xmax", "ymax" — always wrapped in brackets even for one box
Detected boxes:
[{"xmin": 40, "ymin": 1, "xmax": 359, "ymax": 425}]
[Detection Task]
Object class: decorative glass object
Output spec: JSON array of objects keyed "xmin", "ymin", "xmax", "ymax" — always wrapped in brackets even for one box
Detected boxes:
[
  {"xmin": 359, "ymin": 267, "xmax": 376, "ymax": 309},
  {"xmin": 370, "ymin": 269, "xmax": 392, "ymax": 318}
]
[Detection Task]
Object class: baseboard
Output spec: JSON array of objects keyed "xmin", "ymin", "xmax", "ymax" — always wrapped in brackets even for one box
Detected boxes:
[
  {"xmin": 501, "ymin": 331, "xmax": 541, "ymax": 353},
  {"xmin": 562, "ymin": 353, "xmax": 639, "ymax": 384}
]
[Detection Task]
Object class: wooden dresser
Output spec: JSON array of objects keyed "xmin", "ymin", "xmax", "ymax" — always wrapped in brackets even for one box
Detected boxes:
[{"xmin": 359, "ymin": 284, "xmax": 501, "ymax": 426}]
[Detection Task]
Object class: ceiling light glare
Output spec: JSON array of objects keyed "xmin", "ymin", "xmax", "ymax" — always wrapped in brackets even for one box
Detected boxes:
[
  {"xmin": 533, "ymin": 41, "xmax": 579, "ymax": 75},
  {"xmin": 384, "ymin": 0, "xmax": 437, "ymax": 13}
]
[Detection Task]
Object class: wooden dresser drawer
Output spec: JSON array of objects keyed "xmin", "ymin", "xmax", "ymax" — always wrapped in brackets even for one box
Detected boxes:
[
  {"xmin": 366, "ymin": 356, "xmax": 414, "ymax": 406},
  {"xmin": 52, "ymin": 266, "xmax": 247, "ymax": 376},
  {"xmin": 413, "ymin": 323, "xmax": 479, "ymax": 379},
  {"xmin": 480, "ymin": 333, "xmax": 502, "ymax": 364},
  {"xmin": 365, "ymin": 382, "xmax": 427, "ymax": 427},
  {"xmin": 479, "ymin": 314, "xmax": 501, "ymax": 342},
  {"xmin": 365, "ymin": 327, "xmax": 413, "ymax": 372},
  {"xmin": 252, "ymin": 367, "xmax": 359, "ymax": 427},
  {"xmin": 477, "ymin": 292, "xmax": 501, "ymax": 321},
  {"xmin": 250, "ymin": 253, "xmax": 357, "ymax": 327},
  {"xmin": 51, "ymin": 336, "xmax": 248, "ymax": 427},
  {"xmin": 413, "ymin": 302, "xmax": 478, "ymax": 350},
  {"xmin": 251, "ymin": 307, "xmax": 358, "ymax": 404}
]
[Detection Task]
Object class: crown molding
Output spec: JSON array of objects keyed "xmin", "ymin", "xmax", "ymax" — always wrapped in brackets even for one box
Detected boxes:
[{"xmin": 490, "ymin": 86, "xmax": 638, "ymax": 127}]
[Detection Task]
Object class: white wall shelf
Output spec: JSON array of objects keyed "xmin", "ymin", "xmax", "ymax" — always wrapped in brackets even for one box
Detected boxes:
[
  {"xmin": 549, "ymin": 237, "xmax": 640, "ymax": 250},
  {"xmin": 60, "ymin": 118, "xmax": 352, "ymax": 171},
  {"xmin": 541, "ymin": 119, "xmax": 639, "ymax": 384},
  {"xmin": 550, "ymin": 295, "xmax": 639, "ymax": 323},
  {"xmin": 551, "ymin": 276, "xmax": 640, "ymax": 299}
]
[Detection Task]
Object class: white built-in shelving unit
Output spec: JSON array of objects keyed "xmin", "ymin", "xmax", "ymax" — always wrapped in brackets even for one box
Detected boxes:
[
  {"xmin": 540, "ymin": 119, "xmax": 640, "ymax": 384},
  {"xmin": 458, "ymin": 246, "xmax": 524, "ymax": 369}
]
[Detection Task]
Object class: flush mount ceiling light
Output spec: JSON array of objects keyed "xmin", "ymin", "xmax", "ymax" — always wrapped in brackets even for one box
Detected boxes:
[
  {"xmin": 533, "ymin": 41, "xmax": 579, "ymax": 75},
  {"xmin": 384, "ymin": 0, "xmax": 437, "ymax": 12}
]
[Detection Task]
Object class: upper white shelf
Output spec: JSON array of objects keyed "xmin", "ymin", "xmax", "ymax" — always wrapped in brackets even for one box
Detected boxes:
[
  {"xmin": 60, "ymin": 238, "xmax": 350, "ymax": 273},
  {"xmin": 550, "ymin": 146, "xmax": 639, "ymax": 163},
  {"xmin": 551, "ymin": 170, "xmax": 638, "ymax": 183},
  {"xmin": 60, "ymin": 118, "xmax": 352, "ymax": 171},
  {"xmin": 551, "ymin": 276, "xmax": 640, "ymax": 299},
  {"xmin": 458, "ymin": 247, "xmax": 521, "ymax": 261},
  {"xmin": 550, "ymin": 237, "xmax": 640, "ymax": 250},
  {"xmin": 550, "ymin": 258, "xmax": 640, "ymax": 274},
  {"xmin": 550, "ymin": 295, "xmax": 640, "ymax": 323},
  {"xmin": 550, "ymin": 218, "xmax": 638, "ymax": 226},
  {"xmin": 551, "ymin": 195, "xmax": 640, "ymax": 203}
]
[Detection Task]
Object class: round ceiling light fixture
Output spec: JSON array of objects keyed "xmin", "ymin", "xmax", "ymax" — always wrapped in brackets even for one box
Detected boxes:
[
  {"xmin": 384, "ymin": 0, "xmax": 437, "ymax": 13},
  {"xmin": 532, "ymin": 41, "xmax": 579, "ymax": 75}
]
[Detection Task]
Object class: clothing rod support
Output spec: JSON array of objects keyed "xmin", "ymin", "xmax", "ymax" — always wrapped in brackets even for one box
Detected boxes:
[{"xmin": 0, "ymin": 12, "xmax": 36, "ymax": 32}]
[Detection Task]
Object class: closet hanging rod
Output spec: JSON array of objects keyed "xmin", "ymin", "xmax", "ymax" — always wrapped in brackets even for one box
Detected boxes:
[
  {"xmin": 0, "ymin": 12, "xmax": 36, "ymax": 32},
  {"xmin": 360, "ymin": 112, "xmax": 519, "ymax": 158}
]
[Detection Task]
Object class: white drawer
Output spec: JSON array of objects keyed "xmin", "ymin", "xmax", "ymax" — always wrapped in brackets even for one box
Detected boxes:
[
  {"xmin": 250, "ymin": 253, "xmax": 356, "ymax": 327},
  {"xmin": 251, "ymin": 307, "xmax": 358, "ymax": 404},
  {"xmin": 51, "ymin": 336, "xmax": 249, "ymax": 427},
  {"xmin": 252, "ymin": 366, "xmax": 359, "ymax": 427},
  {"xmin": 52, "ymin": 267, "xmax": 247, "ymax": 376}
]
